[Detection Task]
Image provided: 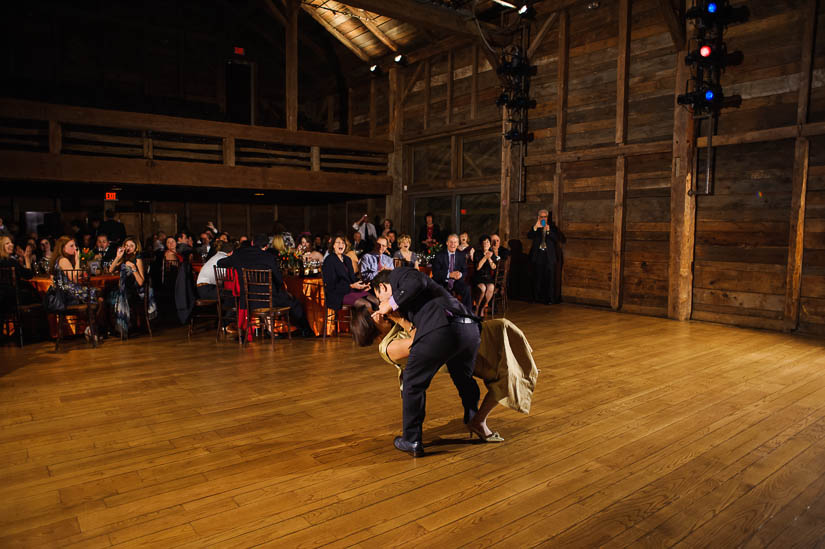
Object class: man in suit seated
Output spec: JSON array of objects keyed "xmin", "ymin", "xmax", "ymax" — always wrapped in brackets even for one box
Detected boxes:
[
  {"xmin": 370, "ymin": 267, "xmax": 480, "ymax": 457},
  {"xmin": 431, "ymin": 233, "xmax": 472, "ymax": 307},
  {"xmin": 217, "ymin": 233, "xmax": 311, "ymax": 336}
]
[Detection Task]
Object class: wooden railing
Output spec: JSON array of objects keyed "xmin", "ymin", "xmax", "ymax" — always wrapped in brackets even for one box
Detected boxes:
[{"xmin": 0, "ymin": 99, "xmax": 393, "ymax": 194}]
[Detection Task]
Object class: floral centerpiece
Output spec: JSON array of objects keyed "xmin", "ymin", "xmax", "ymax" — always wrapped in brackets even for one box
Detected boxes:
[{"xmin": 420, "ymin": 242, "xmax": 443, "ymax": 266}]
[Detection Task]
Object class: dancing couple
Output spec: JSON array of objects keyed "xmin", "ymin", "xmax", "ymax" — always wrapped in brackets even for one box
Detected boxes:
[{"xmin": 358, "ymin": 267, "xmax": 538, "ymax": 457}]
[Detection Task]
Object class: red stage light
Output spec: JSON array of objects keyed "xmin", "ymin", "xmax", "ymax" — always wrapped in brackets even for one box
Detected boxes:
[{"xmin": 700, "ymin": 45, "xmax": 712, "ymax": 57}]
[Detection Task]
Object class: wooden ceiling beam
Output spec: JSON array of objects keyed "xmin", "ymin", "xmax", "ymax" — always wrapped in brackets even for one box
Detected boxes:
[
  {"xmin": 336, "ymin": 0, "xmax": 482, "ymax": 37},
  {"xmin": 351, "ymin": 7, "xmax": 400, "ymax": 53},
  {"xmin": 527, "ymin": 12, "xmax": 558, "ymax": 58},
  {"xmin": 657, "ymin": 0, "xmax": 686, "ymax": 50},
  {"xmin": 302, "ymin": 4, "xmax": 371, "ymax": 62},
  {"xmin": 260, "ymin": 0, "xmax": 330, "ymax": 61}
]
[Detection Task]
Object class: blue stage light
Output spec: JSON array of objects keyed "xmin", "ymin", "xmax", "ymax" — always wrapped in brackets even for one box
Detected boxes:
[
  {"xmin": 705, "ymin": 90, "xmax": 715, "ymax": 101},
  {"xmin": 707, "ymin": 2, "xmax": 717, "ymax": 13}
]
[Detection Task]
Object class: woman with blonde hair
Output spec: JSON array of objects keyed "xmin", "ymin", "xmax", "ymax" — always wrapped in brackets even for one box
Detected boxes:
[
  {"xmin": 391, "ymin": 234, "xmax": 419, "ymax": 268},
  {"xmin": 0, "ymin": 235, "xmax": 34, "ymax": 280}
]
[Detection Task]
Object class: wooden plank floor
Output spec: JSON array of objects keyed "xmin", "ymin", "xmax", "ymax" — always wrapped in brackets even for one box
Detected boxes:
[{"xmin": 2, "ymin": 303, "xmax": 825, "ymax": 547}]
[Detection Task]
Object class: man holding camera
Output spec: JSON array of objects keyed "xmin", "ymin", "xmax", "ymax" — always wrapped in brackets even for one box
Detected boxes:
[{"xmin": 527, "ymin": 209, "xmax": 565, "ymax": 304}]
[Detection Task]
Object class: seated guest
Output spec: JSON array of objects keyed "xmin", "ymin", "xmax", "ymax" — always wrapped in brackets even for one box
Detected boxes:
[
  {"xmin": 93, "ymin": 233, "xmax": 117, "ymax": 264},
  {"xmin": 37, "ymin": 237, "xmax": 52, "ymax": 272},
  {"xmin": 458, "ymin": 232, "xmax": 475, "ymax": 263},
  {"xmin": 164, "ymin": 237, "xmax": 183, "ymax": 263},
  {"xmin": 108, "ymin": 236, "xmax": 156, "ymax": 336},
  {"xmin": 491, "ymin": 233, "xmax": 510, "ymax": 261},
  {"xmin": 49, "ymin": 236, "xmax": 103, "ymax": 339},
  {"xmin": 196, "ymin": 231, "xmax": 213, "ymax": 259},
  {"xmin": 322, "ymin": 235, "xmax": 372, "ymax": 311},
  {"xmin": 432, "ymin": 233, "xmax": 472, "ymax": 307},
  {"xmin": 217, "ymin": 232, "xmax": 230, "ymax": 243},
  {"xmin": 217, "ymin": 233, "xmax": 311, "ymax": 336},
  {"xmin": 176, "ymin": 231, "xmax": 194, "ymax": 256},
  {"xmin": 269, "ymin": 234, "xmax": 288, "ymax": 257},
  {"xmin": 359, "ymin": 236, "xmax": 394, "ymax": 283},
  {"xmin": 297, "ymin": 234, "xmax": 312, "ymax": 254},
  {"xmin": 380, "ymin": 218, "xmax": 393, "ymax": 238},
  {"xmin": 352, "ymin": 231, "xmax": 369, "ymax": 256},
  {"xmin": 473, "ymin": 235, "xmax": 498, "ymax": 318},
  {"xmin": 392, "ymin": 234, "xmax": 419, "ymax": 268},
  {"xmin": 344, "ymin": 238, "xmax": 360, "ymax": 273},
  {"xmin": 386, "ymin": 230, "xmax": 399, "ymax": 256},
  {"xmin": 154, "ymin": 232, "xmax": 167, "ymax": 252},
  {"xmin": 196, "ymin": 240, "xmax": 233, "ymax": 300},
  {"xmin": 419, "ymin": 212, "xmax": 441, "ymax": 249},
  {"xmin": 0, "ymin": 235, "xmax": 34, "ymax": 281}
]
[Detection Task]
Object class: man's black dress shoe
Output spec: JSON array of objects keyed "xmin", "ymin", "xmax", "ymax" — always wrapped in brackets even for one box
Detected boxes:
[{"xmin": 394, "ymin": 436, "xmax": 424, "ymax": 457}]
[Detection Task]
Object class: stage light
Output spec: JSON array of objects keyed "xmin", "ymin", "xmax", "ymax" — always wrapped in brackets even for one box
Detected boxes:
[
  {"xmin": 393, "ymin": 54, "xmax": 407, "ymax": 65},
  {"xmin": 705, "ymin": 90, "xmax": 715, "ymax": 101},
  {"xmin": 370, "ymin": 64, "xmax": 378, "ymax": 72},
  {"xmin": 700, "ymin": 45, "xmax": 712, "ymax": 57},
  {"xmin": 707, "ymin": 2, "xmax": 717, "ymax": 13},
  {"xmin": 518, "ymin": 5, "xmax": 536, "ymax": 18}
]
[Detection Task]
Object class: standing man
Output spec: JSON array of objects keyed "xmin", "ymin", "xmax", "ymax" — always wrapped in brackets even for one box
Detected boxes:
[
  {"xmin": 352, "ymin": 214, "xmax": 377, "ymax": 249},
  {"xmin": 99, "ymin": 210, "xmax": 126, "ymax": 245},
  {"xmin": 371, "ymin": 267, "xmax": 480, "ymax": 457},
  {"xmin": 432, "ymin": 234, "xmax": 472, "ymax": 307},
  {"xmin": 527, "ymin": 209, "xmax": 565, "ymax": 304}
]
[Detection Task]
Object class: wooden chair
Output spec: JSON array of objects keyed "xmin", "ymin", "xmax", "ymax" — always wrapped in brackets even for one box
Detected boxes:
[
  {"xmin": 54, "ymin": 269, "xmax": 99, "ymax": 351},
  {"xmin": 0, "ymin": 267, "xmax": 42, "ymax": 347},
  {"xmin": 490, "ymin": 256, "xmax": 511, "ymax": 318},
  {"xmin": 213, "ymin": 266, "xmax": 238, "ymax": 342},
  {"xmin": 392, "ymin": 257, "xmax": 403, "ymax": 268},
  {"xmin": 322, "ymin": 305, "xmax": 351, "ymax": 339},
  {"xmin": 118, "ymin": 266, "xmax": 154, "ymax": 341},
  {"xmin": 241, "ymin": 268, "xmax": 291, "ymax": 345}
]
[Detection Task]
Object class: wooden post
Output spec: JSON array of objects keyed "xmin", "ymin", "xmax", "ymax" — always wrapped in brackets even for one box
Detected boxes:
[
  {"xmin": 369, "ymin": 78, "xmax": 377, "ymax": 138},
  {"xmin": 222, "ymin": 136, "xmax": 235, "ymax": 166},
  {"xmin": 500, "ymin": 107, "xmax": 513, "ymax": 241},
  {"xmin": 615, "ymin": 0, "xmax": 630, "ymax": 145},
  {"xmin": 470, "ymin": 44, "xmax": 478, "ymax": 120},
  {"xmin": 285, "ymin": 0, "xmax": 299, "ymax": 131},
  {"xmin": 784, "ymin": 0, "xmax": 817, "ymax": 331},
  {"xmin": 347, "ymin": 87, "xmax": 354, "ymax": 135},
  {"xmin": 49, "ymin": 120, "xmax": 62, "ymax": 154},
  {"xmin": 387, "ymin": 67, "xmax": 404, "ymax": 226},
  {"xmin": 553, "ymin": 9, "xmax": 569, "ymax": 228},
  {"xmin": 446, "ymin": 49, "xmax": 454, "ymax": 125},
  {"xmin": 423, "ymin": 59, "xmax": 431, "ymax": 130},
  {"xmin": 310, "ymin": 146, "xmax": 321, "ymax": 171},
  {"xmin": 142, "ymin": 131, "xmax": 153, "ymax": 159},
  {"xmin": 450, "ymin": 135, "xmax": 459, "ymax": 184},
  {"xmin": 272, "ymin": 204, "xmax": 278, "ymax": 223},
  {"xmin": 611, "ymin": 155, "xmax": 627, "ymax": 310},
  {"xmin": 667, "ymin": 32, "xmax": 696, "ymax": 321}
]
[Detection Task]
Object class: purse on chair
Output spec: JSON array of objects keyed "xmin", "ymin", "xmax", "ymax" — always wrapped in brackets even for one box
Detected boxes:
[{"xmin": 43, "ymin": 285, "xmax": 67, "ymax": 313}]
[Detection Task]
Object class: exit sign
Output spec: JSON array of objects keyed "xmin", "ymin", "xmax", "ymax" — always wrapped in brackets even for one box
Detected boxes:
[{"xmin": 105, "ymin": 192, "xmax": 118, "ymax": 201}]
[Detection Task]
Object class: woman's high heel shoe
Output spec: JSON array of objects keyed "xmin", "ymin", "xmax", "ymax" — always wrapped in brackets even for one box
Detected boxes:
[{"xmin": 467, "ymin": 424, "xmax": 504, "ymax": 443}]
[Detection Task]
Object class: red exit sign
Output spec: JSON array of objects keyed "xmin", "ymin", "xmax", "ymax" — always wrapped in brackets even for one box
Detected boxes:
[{"xmin": 105, "ymin": 192, "xmax": 118, "ymax": 201}]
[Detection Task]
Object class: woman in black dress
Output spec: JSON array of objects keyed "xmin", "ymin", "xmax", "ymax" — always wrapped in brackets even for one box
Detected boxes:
[
  {"xmin": 473, "ymin": 234, "xmax": 498, "ymax": 317},
  {"xmin": 322, "ymin": 235, "xmax": 372, "ymax": 311}
]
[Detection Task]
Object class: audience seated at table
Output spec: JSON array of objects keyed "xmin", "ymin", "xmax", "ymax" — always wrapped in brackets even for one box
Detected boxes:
[
  {"xmin": 93, "ymin": 233, "xmax": 117, "ymax": 264},
  {"xmin": 108, "ymin": 236, "xmax": 156, "ymax": 336},
  {"xmin": 49, "ymin": 236, "xmax": 104, "ymax": 338},
  {"xmin": 196, "ymin": 240, "xmax": 232, "ymax": 300},
  {"xmin": 1, "ymin": 236, "xmax": 34, "ymax": 281},
  {"xmin": 351, "ymin": 231, "xmax": 369, "ymax": 256},
  {"xmin": 491, "ymin": 233, "xmax": 510, "ymax": 261},
  {"xmin": 473, "ymin": 234, "xmax": 498, "ymax": 318},
  {"xmin": 386, "ymin": 230, "xmax": 399, "ymax": 256},
  {"xmin": 322, "ymin": 235, "xmax": 372, "ymax": 311},
  {"xmin": 36, "ymin": 237, "xmax": 52, "ymax": 273},
  {"xmin": 432, "ymin": 233, "xmax": 472, "ymax": 307},
  {"xmin": 217, "ymin": 233, "xmax": 311, "ymax": 337},
  {"xmin": 392, "ymin": 234, "xmax": 419, "ymax": 268},
  {"xmin": 359, "ymin": 236, "xmax": 394, "ymax": 283}
]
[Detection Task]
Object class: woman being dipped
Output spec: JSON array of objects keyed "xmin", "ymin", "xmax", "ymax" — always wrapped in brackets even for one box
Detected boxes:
[{"xmin": 350, "ymin": 304, "xmax": 538, "ymax": 443}]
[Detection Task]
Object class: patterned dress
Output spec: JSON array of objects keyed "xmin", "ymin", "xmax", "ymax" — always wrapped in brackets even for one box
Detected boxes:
[{"xmin": 53, "ymin": 266, "xmax": 98, "ymax": 305}]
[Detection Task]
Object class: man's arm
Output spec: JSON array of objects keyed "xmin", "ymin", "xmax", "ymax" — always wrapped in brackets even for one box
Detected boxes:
[{"xmin": 359, "ymin": 254, "xmax": 377, "ymax": 282}]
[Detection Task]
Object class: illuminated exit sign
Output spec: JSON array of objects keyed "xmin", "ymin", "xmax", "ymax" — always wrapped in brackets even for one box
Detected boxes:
[{"xmin": 105, "ymin": 192, "xmax": 118, "ymax": 201}]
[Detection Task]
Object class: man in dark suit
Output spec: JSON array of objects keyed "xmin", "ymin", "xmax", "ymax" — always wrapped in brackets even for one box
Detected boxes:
[
  {"xmin": 99, "ymin": 210, "xmax": 126, "ymax": 245},
  {"xmin": 93, "ymin": 233, "xmax": 117, "ymax": 263},
  {"xmin": 527, "ymin": 209, "xmax": 565, "ymax": 304},
  {"xmin": 431, "ymin": 233, "xmax": 472, "ymax": 307},
  {"xmin": 371, "ymin": 267, "xmax": 480, "ymax": 457},
  {"xmin": 217, "ymin": 233, "xmax": 310, "ymax": 336}
]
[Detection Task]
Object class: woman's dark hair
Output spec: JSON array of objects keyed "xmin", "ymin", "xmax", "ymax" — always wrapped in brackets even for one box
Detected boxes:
[
  {"xmin": 478, "ymin": 234, "xmax": 491, "ymax": 248},
  {"xmin": 350, "ymin": 304, "xmax": 380, "ymax": 347}
]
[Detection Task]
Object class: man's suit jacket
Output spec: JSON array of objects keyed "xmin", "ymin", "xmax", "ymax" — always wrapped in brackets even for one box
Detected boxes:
[
  {"xmin": 431, "ymin": 248, "xmax": 467, "ymax": 287},
  {"xmin": 95, "ymin": 246, "xmax": 117, "ymax": 263},
  {"xmin": 217, "ymin": 246, "xmax": 284, "ymax": 301},
  {"xmin": 527, "ymin": 224, "xmax": 564, "ymax": 266},
  {"xmin": 389, "ymin": 267, "xmax": 472, "ymax": 346}
]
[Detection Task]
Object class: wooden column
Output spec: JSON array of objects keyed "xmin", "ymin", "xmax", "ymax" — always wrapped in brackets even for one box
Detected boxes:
[
  {"xmin": 347, "ymin": 87, "xmax": 354, "ymax": 135},
  {"xmin": 470, "ymin": 44, "xmax": 478, "ymax": 120},
  {"xmin": 387, "ymin": 67, "xmax": 404, "ymax": 226},
  {"xmin": 667, "ymin": 35, "xmax": 697, "ymax": 321},
  {"xmin": 784, "ymin": 0, "xmax": 817, "ymax": 331},
  {"xmin": 49, "ymin": 120, "xmax": 62, "ymax": 154},
  {"xmin": 369, "ymin": 78, "xmax": 377, "ymax": 138},
  {"xmin": 500, "ymin": 108, "xmax": 513, "ymax": 241},
  {"xmin": 611, "ymin": 155, "xmax": 627, "ymax": 310},
  {"xmin": 222, "ymin": 136, "xmax": 235, "ymax": 166},
  {"xmin": 423, "ymin": 59, "xmax": 431, "ymax": 130},
  {"xmin": 285, "ymin": 0, "xmax": 299, "ymax": 131},
  {"xmin": 553, "ymin": 9, "xmax": 569, "ymax": 228},
  {"xmin": 611, "ymin": 0, "xmax": 631, "ymax": 311},
  {"xmin": 142, "ymin": 131, "xmax": 153, "ymax": 159},
  {"xmin": 446, "ymin": 50, "xmax": 454, "ymax": 125},
  {"xmin": 310, "ymin": 146, "xmax": 321, "ymax": 171}
]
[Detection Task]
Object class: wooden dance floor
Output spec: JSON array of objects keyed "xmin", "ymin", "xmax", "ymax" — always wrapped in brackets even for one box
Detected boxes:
[{"xmin": 1, "ymin": 303, "xmax": 825, "ymax": 547}]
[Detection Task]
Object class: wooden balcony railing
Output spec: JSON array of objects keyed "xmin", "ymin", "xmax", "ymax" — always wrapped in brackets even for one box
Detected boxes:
[{"xmin": 0, "ymin": 99, "xmax": 394, "ymax": 194}]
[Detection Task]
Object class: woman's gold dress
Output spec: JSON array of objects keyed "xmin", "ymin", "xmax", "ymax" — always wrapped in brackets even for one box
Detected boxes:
[{"xmin": 378, "ymin": 318, "xmax": 539, "ymax": 414}]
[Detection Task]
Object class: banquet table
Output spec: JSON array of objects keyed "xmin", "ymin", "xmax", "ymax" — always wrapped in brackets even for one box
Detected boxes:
[
  {"xmin": 283, "ymin": 275, "xmax": 337, "ymax": 337},
  {"xmin": 30, "ymin": 274, "xmax": 120, "ymax": 337}
]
